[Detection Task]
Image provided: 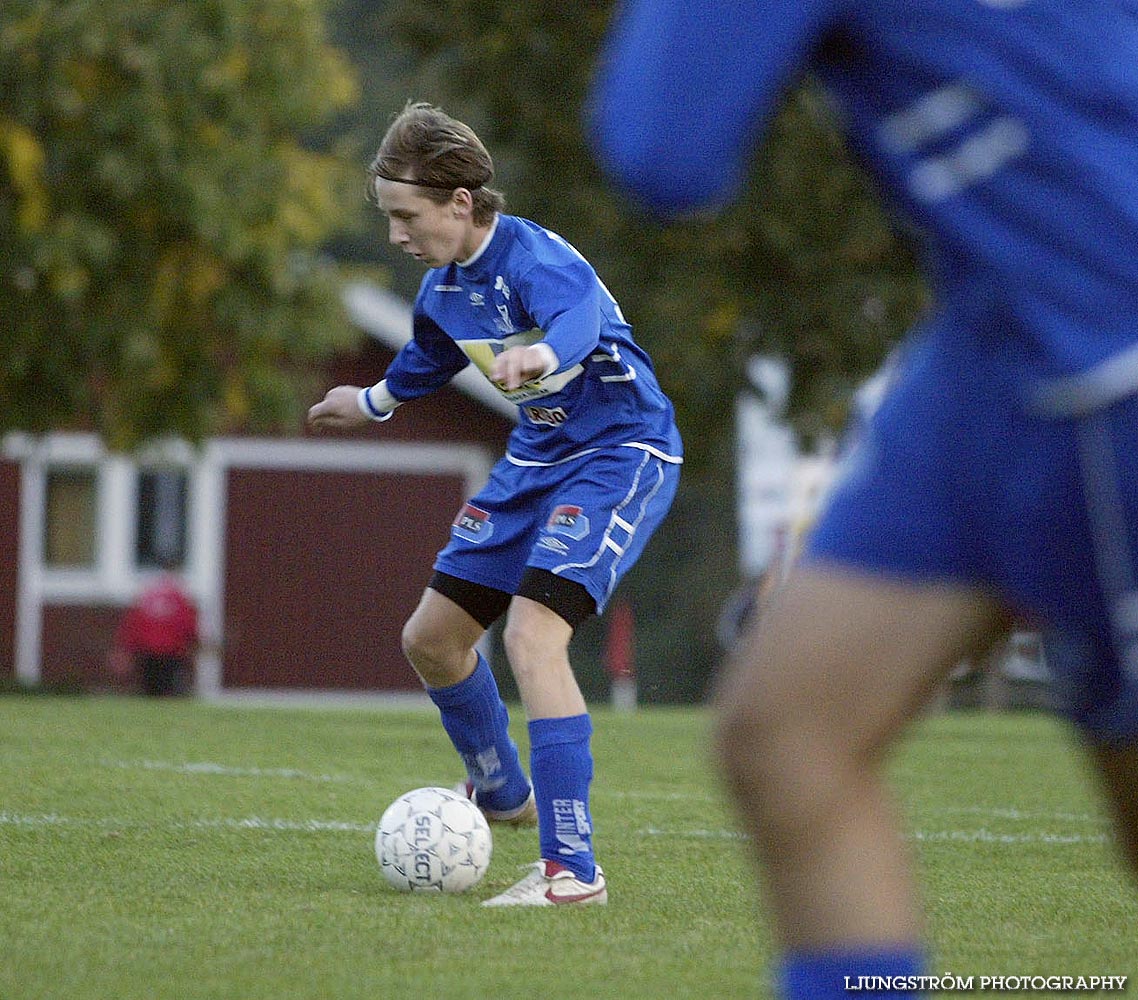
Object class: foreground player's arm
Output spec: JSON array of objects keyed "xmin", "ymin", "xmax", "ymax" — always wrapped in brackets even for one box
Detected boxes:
[
  {"xmin": 308, "ymin": 310, "xmax": 470, "ymax": 429},
  {"xmin": 587, "ymin": 0, "xmax": 835, "ymax": 214}
]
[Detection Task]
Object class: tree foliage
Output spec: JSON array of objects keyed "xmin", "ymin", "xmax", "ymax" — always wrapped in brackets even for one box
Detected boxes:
[
  {"xmin": 365, "ymin": 0, "xmax": 927, "ymax": 461},
  {"xmin": 0, "ymin": 0, "xmax": 359, "ymax": 449}
]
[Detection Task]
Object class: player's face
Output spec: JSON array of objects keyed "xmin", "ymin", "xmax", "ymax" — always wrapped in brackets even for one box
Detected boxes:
[{"xmin": 374, "ymin": 177, "xmax": 475, "ymax": 268}]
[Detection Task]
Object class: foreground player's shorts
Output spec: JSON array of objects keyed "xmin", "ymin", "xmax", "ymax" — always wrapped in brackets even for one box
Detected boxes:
[
  {"xmin": 806, "ymin": 318, "xmax": 1138, "ymax": 744},
  {"xmin": 435, "ymin": 444, "xmax": 680, "ymax": 617}
]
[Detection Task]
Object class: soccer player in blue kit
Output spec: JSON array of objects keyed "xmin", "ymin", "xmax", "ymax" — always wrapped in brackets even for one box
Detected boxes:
[
  {"xmin": 589, "ymin": 0, "xmax": 1138, "ymax": 995},
  {"xmin": 308, "ymin": 102, "xmax": 682, "ymax": 906}
]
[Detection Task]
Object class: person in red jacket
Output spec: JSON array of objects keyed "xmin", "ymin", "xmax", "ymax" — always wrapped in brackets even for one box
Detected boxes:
[{"xmin": 110, "ymin": 572, "xmax": 199, "ymax": 696}]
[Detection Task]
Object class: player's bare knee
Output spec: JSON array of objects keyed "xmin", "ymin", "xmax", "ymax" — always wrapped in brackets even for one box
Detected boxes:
[
  {"xmin": 501, "ymin": 615, "xmax": 544, "ymax": 673},
  {"xmin": 716, "ymin": 705, "xmax": 854, "ymax": 854},
  {"xmin": 714, "ymin": 694, "xmax": 783, "ymax": 791},
  {"xmin": 401, "ymin": 614, "xmax": 466, "ymax": 686},
  {"xmin": 715, "ymin": 674, "xmax": 844, "ymax": 806},
  {"xmin": 399, "ymin": 612, "xmax": 428, "ymax": 664}
]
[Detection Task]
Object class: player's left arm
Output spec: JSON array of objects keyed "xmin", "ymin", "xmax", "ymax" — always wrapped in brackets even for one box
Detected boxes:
[{"xmin": 490, "ymin": 258, "xmax": 604, "ymax": 391}]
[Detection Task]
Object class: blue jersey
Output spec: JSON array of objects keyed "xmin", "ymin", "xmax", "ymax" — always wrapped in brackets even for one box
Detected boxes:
[
  {"xmin": 383, "ymin": 214, "xmax": 683, "ymax": 465},
  {"xmin": 589, "ymin": 0, "xmax": 1138, "ymax": 403}
]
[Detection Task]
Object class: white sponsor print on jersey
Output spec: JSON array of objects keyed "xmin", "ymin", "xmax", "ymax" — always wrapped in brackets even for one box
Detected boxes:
[
  {"xmin": 524, "ymin": 404, "xmax": 567, "ymax": 427},
  {"xmin": 495, "ymin": 303, "xmax": 515, "ymax": 334}
]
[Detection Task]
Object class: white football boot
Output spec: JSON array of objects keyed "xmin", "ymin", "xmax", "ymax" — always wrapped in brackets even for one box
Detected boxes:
[{"xmin": 481, "ymin": 860, "xmax": 608, "ymax": 907}]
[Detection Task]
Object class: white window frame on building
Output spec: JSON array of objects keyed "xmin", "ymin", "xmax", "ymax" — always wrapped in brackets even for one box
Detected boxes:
[
  {"xmin": 5, "ymin": 433, "xmax": 203, "ymax": 688},
  {"xmin": 3, "ymin": 430, "xmax": 494, "ymax": 699}
]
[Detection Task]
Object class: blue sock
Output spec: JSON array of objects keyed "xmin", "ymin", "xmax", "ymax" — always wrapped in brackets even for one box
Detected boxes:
[
  {"xmin": 426, "ymin": 654, "xmax": 530, "ymax": 813},
  {"xmin": 529, "ymin": 714, "xmax": 596, "ymax": 882},
  {"xmin": 780, "ymin": 947, "xmax": 927, "ymax": 1000}
]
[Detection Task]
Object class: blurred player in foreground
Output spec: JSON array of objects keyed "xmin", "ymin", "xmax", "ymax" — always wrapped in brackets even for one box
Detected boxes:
[
  {"xmin": 589, "ymin": 1, "xmax": 1138, "ymax": 995},
  {"xmin": 309, "ymin": 102, "xmax": 682, "ymax": 906}
]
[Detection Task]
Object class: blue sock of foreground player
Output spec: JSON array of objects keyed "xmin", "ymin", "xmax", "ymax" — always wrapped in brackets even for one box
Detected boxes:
[
  {"xmin": 529, "ymin": 714, "xmax": 596, "ymax": 882},
  {"xmin": 781, "ymin": 947, "xmax": 927, "ymax": 1000},
  {"xmin": 426, "ymin": 653, "xmax": 531, "ymax": 813}
]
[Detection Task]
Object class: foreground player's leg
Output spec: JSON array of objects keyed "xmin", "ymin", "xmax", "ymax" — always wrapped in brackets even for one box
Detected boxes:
[
  {"xmin": 1089, "ymin": 743, "xmax": 1138, "ymax": 876},
  {"xmin": 714, "ymin": 564, "xmax": 1005, "ymax": 1000},
  {"xmin": 483, "ymin": 595, "xmax": 607, "ymax": 907},
  {"xmin": 402, "ymin": 587, "xmax": 533, "ymax": 818}
]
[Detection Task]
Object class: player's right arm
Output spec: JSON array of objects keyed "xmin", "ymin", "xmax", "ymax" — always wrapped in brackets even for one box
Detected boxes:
[{"xmin": 307, "ymin": 308, "xmax": 469, "ymax": 431}]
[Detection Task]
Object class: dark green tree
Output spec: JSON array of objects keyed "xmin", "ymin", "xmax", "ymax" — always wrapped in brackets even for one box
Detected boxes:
[{"xmin": 0, "ymin": 0, "xmax": 360, "ymax": 449}]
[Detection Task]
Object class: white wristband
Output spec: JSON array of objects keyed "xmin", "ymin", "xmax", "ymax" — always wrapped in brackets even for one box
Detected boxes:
[
  {"xmin": 530, "ymin": 343, "xmax": 560, "ymax": 378},
  {"xmin": 357, "ymin": 381, "xmax": 398, "ymax": 422}
]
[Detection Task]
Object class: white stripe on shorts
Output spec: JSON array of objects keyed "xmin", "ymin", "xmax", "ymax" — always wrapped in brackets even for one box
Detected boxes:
[{"xmin": 553, "ymin": 450, "xmax": 667, "ymax": 604}]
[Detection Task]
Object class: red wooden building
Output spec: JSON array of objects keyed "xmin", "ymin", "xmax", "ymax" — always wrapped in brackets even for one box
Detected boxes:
[{"xmin": 0, "ymin": 283, "xmax": 515, "ymax": 698}]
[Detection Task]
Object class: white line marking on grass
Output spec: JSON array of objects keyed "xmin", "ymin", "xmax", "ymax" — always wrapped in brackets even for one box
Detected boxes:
[
  {"xmin": 192, "ymin": 817, "xmax": 376, "ymax": 833},
  {"xmin": 600, "ymin": 790, "xmax": 720, "ymax": 803},
  {"xmin": 2, "ymin": 813, "xmax": 1111, "ymax": 847},
  {"xmin": 929, "ymin": 805, "xmax": 1107, "ymax": 825},
  {"xmin": 911, "ymin": 828, "xmax": 1110, "ymax": 845},
  {"xmin": 101, "ymin": 759, "xmax": 353, "ymax": 784},
  {"xmin": 639, "ymin": 826, "xmax": 1112, "ymax": 846},
  {"xmin": 0, "ymin": 812, "xmax": 74, "ymax": 828},
  {"xmin": 640, "ymin": 826, "xmax": 747, "ymax": 840},
  {"xmin": 0, "ymin": 812, "xmax": 376, "ymax": 834}
]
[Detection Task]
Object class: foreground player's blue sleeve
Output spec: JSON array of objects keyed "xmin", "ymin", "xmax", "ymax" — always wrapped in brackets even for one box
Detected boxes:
[
  {"xmin": 587, "ymin": 0, "xmax": 836, "ymax": 215},
  {"xmin": 383, "ymin": 309, "xmax": 471, "ymax": 402}
]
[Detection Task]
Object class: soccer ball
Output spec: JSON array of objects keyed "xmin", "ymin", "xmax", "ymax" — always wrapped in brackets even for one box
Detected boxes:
[{"xmin": 375, "ymin": 786, "xmax": 492, "ymax": 893}]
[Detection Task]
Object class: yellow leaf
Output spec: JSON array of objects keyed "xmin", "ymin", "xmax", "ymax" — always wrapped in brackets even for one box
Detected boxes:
[
  {"xmin": 0, "ymin": 117, "xmax": 48, "ymax": 231},
  {"xmin": 223, "ymin": 377, "xmax": 250, "ymax": 423}
]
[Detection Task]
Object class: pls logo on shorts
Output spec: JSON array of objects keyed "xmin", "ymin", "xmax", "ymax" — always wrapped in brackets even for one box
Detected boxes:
[
  {"xmin": 546, "ymin": 504, "xmax": 590, "ymax": 540},
  {"xmin": 453, "ymin": 503, "xmax": 494, "ymax": 543}
]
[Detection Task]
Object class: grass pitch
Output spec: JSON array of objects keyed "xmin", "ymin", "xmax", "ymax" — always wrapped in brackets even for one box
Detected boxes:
[{"xmin": 2, "ymin": 696, "xmax": 1135, "ymax": 999}]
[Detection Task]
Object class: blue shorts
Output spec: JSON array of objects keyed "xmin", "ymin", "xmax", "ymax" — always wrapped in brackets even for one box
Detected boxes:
[
  {"xmin": 435, "ymin": 445, "xmax": 681, "ymax": 616},
  {"xmin": 806, "ymin": 320, "xmax": 1138, "ymax": 744}
]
